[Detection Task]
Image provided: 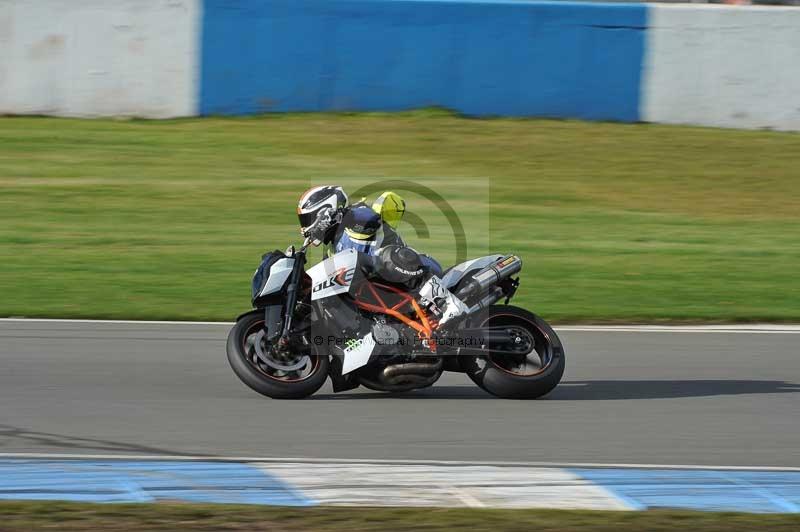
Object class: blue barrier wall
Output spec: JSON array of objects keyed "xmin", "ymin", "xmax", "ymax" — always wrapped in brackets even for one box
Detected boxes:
[{"xmin": 200, "ymin": 0, "xmax": 647, "ymax": 121}]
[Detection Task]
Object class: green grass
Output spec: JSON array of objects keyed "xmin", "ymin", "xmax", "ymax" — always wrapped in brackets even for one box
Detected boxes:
[
  {"xmin": 1, "ymin": 501, "xmax": 799, "ymax": 531},
  {"xmin": 1, "ymin": 111, "xmax": 799, "ymax": 322}
]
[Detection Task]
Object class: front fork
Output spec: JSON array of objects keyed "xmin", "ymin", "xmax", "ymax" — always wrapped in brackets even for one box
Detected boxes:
[
  {"xmin": 278, "ymin": 248, "xmax": 307, "ymax": 345},
  {"xmin": 262, "ymin": 248, "xmax": 307, "ymax": 345}
]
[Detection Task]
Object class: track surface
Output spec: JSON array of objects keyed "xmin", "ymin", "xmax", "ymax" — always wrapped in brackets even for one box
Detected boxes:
[{"xmin": 1, "ymin": 321, "xmax": 798, "ymax": 467}]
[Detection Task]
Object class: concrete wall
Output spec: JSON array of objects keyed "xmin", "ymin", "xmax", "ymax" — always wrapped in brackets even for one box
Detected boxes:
[
  {"xmin": 642, "ymin": 5, "xmax": 800, "ymax": 131},
  {"xmin": 0, "ymin": 0, "xmax": 199, "ymax": 118},
  {"xmin": 1, "ymin": 0, "xmax": 799, "ymax": 130},
  {"xmin": 199, "ymin": 0, "xmax": 646, "ymax": 122}
]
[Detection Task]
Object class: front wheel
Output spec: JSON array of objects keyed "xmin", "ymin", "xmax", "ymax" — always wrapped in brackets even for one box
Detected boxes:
[
  {"xmin": 462, "ymin": 306, "xmax": 565, "ymax": 399},
  {"xmin": 226, "ymin": 311, "xmax": 329, "ymax": 399}
]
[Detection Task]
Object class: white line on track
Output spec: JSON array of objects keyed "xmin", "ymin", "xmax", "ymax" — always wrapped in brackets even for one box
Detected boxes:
[
  {"xmin": 444, "ymin": 485, "xmax": 487, "ymax": 508},
  {"xmin": 1, "ymin": 452, "xmax": 798, "ymax": 471},
  {"xmin": 3, "ymin": 318, "xmax": 800, "ymax": 334}
]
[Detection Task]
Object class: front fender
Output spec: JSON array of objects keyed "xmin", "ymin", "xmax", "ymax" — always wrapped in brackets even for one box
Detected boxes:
[
  {"xmin": 234, "ymin": 309, "xmax": 263, "ymax": 323},
  {"xmin": 235, "ymin": 306, "xmax": 285, "ymax": 343}
]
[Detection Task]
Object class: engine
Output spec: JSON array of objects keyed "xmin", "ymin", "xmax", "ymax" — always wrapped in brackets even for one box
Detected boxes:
[{"xmin": 355, "ymin": 315, "xmax": 443, "ymax": 392}]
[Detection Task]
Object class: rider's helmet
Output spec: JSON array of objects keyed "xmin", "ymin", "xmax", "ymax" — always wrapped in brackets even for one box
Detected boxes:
[
  {"xmin": 335, "ymin": 205, "xmax": 382, "ymax": 255},
  {"xmin": 297, "ymin": 185, "xmax": 348, "ymax": 235}
]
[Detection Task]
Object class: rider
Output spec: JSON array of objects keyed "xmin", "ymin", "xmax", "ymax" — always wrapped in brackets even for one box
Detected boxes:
[
  {"xmin": 297, "ymin": 185, "xmax": 462, "ymax": 325},
  {"xmin": 296, "ymin": 185, "xmax": 442, "ymax": 276}
]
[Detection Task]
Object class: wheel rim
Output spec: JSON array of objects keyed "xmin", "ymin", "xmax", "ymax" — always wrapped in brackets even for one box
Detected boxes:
[
  {"xmin": 480, "ymin": 314, "xmax": 554, "ymax": 376},
  {"xmin": 241, "ymin": 320, "xmax": 319, "ymax": 382}
]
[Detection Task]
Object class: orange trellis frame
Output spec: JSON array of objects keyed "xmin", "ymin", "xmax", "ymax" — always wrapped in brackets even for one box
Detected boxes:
[{"xmin": 352, "ymin": 281, "xmax": 436, "ymax": 347}]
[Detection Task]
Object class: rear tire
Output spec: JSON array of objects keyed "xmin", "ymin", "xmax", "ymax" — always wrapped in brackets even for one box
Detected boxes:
[
  {"xmin": 462, "ymin": 306, "xmax": 565, "ymax": 399},
  {"xmin": 226, "ymin": 311, "xmax": 329, "ymax": 399}
]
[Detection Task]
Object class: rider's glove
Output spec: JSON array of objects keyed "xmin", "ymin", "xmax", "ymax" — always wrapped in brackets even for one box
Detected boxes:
[
  {"xmin": 315, "ymin": 209, "xmax": 333, "ymax": 233},
  {"xmin": 303, "ymin": 207, "xmax": 338, "ymax": 246}
]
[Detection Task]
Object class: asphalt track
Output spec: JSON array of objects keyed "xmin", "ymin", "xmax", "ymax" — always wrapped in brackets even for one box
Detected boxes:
[{"xmin": 1, "ymin": 320, "xmax": 799, "ymax": 467}]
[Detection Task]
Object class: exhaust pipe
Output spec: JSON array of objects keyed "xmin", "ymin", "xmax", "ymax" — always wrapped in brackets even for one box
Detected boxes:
[
  {"xmin": 468, "ymin": 286, "xmax": 505, "ymax": 314},
  {"xmin": 382, "ymin": 360, "xmax": 442, "ymax": 380},
  {"xmin": 378, "ymin": 359, "xmax": 443, "ymax": 389},
  {"xmin": 455, "ymin": 255, "xmax": 522, "ymax": 301}
]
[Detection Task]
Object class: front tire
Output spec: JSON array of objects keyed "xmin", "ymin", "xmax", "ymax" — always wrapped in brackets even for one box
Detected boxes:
[
  {"xmin": 226, "ymin": 311, "xmax": 329, "ymax": 399},
  {"xmin": 462, "ymin": 306, "xmax": 565, "ymax": 399}
]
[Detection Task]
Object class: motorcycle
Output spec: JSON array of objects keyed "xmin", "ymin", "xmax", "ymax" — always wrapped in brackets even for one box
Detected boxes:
[{"xmin": 226, "ymin": 216, "xmax": 565, "ymax": 399}]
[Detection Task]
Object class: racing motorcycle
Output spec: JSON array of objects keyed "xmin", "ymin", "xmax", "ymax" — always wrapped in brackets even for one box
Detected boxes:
[{"xmin": 226, "ymin": 216, "xmax": 565, "ymax": 399}]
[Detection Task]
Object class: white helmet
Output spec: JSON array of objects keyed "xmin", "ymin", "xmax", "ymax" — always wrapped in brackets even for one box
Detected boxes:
[{"xmin": 297, "ymin": 185, "xmax": 348, "ymax": 234}]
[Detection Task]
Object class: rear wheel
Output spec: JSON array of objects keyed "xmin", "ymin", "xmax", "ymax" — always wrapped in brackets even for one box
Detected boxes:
[
  {"xmin": 226, "ymin": 311, "xmax": 329, "ymax": 399},
  {"xmin": 462, "ymin": 306, "xmax": 565, "ymax": 399}
]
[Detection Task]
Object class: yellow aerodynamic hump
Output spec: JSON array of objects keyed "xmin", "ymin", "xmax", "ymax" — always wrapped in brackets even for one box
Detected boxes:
[{"xmin": 372, "ymin": 191, "xmax": 406, "ymax": 229}]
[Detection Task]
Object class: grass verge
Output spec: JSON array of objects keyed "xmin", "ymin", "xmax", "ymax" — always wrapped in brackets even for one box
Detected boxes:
[
  {"xmin": 1, "ymin": 111, "xmax": 799, "ymax": 322},
  {"xmin": 1, "ymin": 501, "xmax": 799, "ymax": 532}
]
